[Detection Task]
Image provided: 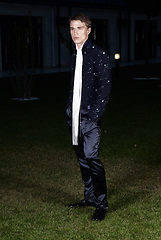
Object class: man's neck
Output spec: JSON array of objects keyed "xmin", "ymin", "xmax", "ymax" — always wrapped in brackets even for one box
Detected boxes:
[
  {"xmin": 76, "ymin": 44, "xmax": 82, "ymax": 49},
  {"xmin": 76, "ymin": 39, "xmax": 88, "ymax": 50}
]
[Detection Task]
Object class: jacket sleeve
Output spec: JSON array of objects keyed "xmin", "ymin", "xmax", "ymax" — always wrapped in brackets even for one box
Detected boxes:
[
  {"xmin": 88, "ymin": 50, "xmax": 112, "ymax": 122},
  {"xmin": 65, "ymin": 54, "xmax": 75, "ymax": 118}
]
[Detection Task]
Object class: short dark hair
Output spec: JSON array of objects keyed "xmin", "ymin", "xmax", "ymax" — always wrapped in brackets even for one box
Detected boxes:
[{"xmin": 69, "ymin": 13, "xmax": 92, "ymax": 29}]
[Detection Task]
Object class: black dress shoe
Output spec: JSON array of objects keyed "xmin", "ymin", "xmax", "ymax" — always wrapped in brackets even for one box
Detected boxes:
[
  {"xmin": 92, "ymin": 208, "xmax": 107, "ymax": 221},
  {"xmin": 68, "ymin": 199, "xmax": 95, "ymax": 208}
]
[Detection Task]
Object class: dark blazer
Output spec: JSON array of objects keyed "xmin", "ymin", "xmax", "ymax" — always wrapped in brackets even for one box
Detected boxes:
[{"xmin": 66, "ymin": 39, "xmax": 112, "ymax": 122}]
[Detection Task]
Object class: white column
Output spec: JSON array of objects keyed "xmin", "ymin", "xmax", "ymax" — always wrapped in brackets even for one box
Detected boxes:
[
  {"xmin": 156, "ymin": 15, "xmax": 161, "ymax": 59},
  {"xmin": 0, "ymin": 23, "xmax": 2, "ymax": 71},
  {"xmin": 50, "ymin": 6, "xmax": 56, "ymax": 67},
  {"xmin": 130, "ymin": 12, "xmax": 135, "ymax": 61},
  {"xmin": 109, "ymin": 14, "xmax": 117, "ymax": 64}
]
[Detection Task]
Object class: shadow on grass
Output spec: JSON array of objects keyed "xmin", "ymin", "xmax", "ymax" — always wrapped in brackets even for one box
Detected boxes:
[
  {"xmin": 1, "ymin": 146, "xmax": 160, "ymax": 214},
  {"xmin": 106, "ymin": 161, "xmax": 160, "ymax": 212}
]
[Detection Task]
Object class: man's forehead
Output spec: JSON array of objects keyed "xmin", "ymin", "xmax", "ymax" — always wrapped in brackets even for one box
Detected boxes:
[{"xmin": 70, "ymin": 20, "xmax": 86, "ymax": 27}]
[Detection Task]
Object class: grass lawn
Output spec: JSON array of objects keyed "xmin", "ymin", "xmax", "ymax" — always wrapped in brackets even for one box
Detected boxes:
[{"xmin": 0, "ymin": 69, "xmax": 161, "ymax": 239}]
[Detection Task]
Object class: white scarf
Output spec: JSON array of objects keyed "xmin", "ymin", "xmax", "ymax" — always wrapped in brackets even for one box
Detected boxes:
[{"xmin": 72, "ymin": 45, "xmax": 83, "ymax": 145}]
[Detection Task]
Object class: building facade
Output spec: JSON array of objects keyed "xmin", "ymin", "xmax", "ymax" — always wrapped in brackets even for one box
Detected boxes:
[{"xmin": 0, "ymin": 0, "xmax": 161, "ymax": 72}]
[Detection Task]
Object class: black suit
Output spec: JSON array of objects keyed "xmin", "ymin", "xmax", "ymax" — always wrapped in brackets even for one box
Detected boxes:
[{"xmin": 66, "ymin": 39, "xmax": 111, "ymax": 209}]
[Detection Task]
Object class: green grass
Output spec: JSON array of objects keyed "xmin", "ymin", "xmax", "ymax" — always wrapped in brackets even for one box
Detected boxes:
[{"xmin": 0, "ymin": 72, "xmax": 161, "ymax": 239}]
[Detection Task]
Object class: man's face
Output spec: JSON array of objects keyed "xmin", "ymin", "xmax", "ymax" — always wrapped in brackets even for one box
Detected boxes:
[{"xmin": 70, "ymin": 20, "xmax": 91, "ymax": 49}]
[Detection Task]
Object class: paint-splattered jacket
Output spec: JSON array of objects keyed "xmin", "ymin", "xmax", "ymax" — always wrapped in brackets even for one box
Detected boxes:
[{"xmin": 66, "ymin": 39, "xmax": 112, "ymax": 122}]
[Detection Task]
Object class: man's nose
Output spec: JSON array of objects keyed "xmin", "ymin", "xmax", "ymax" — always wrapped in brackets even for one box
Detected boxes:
[{"xmin": 74, "ymin": 29, "xmax": 78, "ymax": 35}]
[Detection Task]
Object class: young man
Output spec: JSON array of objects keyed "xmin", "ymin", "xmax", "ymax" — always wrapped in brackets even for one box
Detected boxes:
[{"xmin": 65, "ymin": 13, "xmax": 111, "ymax": 221}]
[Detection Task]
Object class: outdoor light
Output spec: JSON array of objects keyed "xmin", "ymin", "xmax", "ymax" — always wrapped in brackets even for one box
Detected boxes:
[
  {"xmin": 114, "ymin": 53, "xmax": 120, "ymax": 78},
  {"xmin": 114, "ymin": 53, "xmax": 120, "ymax": 60}
]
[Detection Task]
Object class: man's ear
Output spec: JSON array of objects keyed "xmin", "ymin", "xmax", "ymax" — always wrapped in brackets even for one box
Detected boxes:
[{"xmin": 88, "ymin": 28, "xmax": 91, "ymax": 35}]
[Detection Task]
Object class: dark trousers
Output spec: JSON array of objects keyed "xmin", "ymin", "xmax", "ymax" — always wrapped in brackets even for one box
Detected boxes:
[{"xmin": 67, "ymin": 109, "xmax": 108, "ymax": 210}]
